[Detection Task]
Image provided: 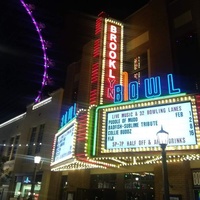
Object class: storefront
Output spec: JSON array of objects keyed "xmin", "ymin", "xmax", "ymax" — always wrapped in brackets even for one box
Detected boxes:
[
  {"xmin": 14, "ymin": 174, "xmax": 42, "ymax": 199},
  {"xmin": 60, "ymin": 172, "xmax": 155, "ymax": 200}
]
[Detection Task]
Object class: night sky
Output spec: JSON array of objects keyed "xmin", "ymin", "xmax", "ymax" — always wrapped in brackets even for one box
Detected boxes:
[{"xmin": 0, "ymin": 0, "xmax": 149, "ymax": 123}]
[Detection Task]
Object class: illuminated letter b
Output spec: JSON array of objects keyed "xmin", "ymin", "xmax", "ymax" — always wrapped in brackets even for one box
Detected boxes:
[
  {"xmin": 110, "ymin": 25, "xmax": 117, "ymax": 33},
  {"xmin": 114, "ymin": 84, "xmax": 123, "ymax": 103}
]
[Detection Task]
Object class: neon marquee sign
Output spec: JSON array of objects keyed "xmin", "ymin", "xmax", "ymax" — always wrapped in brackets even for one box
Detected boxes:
[
  {"xmin": 101, "ymin": 19, "xmax": 123, "ymax": 104},
  {"xmin": 114, "ymin": 74, "xmax": 181, "ymax": 103},
  {"xmin": 107, "ymin": 25, "xmax": 118, "ymax": 98},
  {"xmin": 90, "ymin": 14, "xmax": 123, "ymax": 105},
  {"xmin": 60, "ymin": 103, "xmax": 76, "ymax": 128}
]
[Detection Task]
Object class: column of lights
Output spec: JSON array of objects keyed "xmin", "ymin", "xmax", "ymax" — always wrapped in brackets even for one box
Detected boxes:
[
  {"xmin": 50, "ymin": 135, "xmax": 57, "ymax": 165},
  {"xmin": 85, "ymin": 109, "xmax": 90, "ymax": 156},
  {"xmin": 86, "ymin": 105, "xmax": 96, "ymax": 156},
  {"xmin": 74, "ymin": 109, "xmax": 114, "ymax": 168},
  {"xmin": 99, "ymin": 19, "xmax": 107, "ymax": 104},
  {"xmin": 76, "ymin": 111, "xmax": 87, "ymax": 162},
  {"xmin": 80, "ymin": 112, "xmax": 90, "ymax": 159},
  {"xmin": 101, "ymin": 110, "xmax": 106, "ymax": 152},
  {"xmin": 72, "ymin": 120, "xmax": 77, "ymax": 158},
  {"xmin": 90, "ymin": 15, "xmax": 102, "ymax": 105}
]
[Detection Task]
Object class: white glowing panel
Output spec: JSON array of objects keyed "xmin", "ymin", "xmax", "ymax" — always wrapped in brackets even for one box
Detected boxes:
[
  {"xmin": 54, "ymin": 124, "xmax": 74, "ymax": 162},
  {"xmin": 106, "ymin": 101, "xmax": 196, "ymax": 149}
]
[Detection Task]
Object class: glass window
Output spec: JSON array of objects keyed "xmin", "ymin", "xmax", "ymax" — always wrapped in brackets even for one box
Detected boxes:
[
  {"xmin": 132, "ymin": 52, "xmax": 148, "ymax": 84},
  {"xmin": 7, "ymin": 137, "xmax": 14, "ymax": 160},
  {"xmin": 90, "ymin": 174, "xmax": 116, "ymax": 189},
  {"xmin": 0, "ymin": 139, "xmax": 6, "ymax": 155},
  {"xmin": 27, "ymin": 127, "xmax": 37, "ymax": 155},
  {"xmin": 35, "ymin": 124, "xmax": 45, "ymax": 154},
  {"xmin": 124, "ymin": 52, "xmax": 148, "ymax": 85},
  {"xmin": 11, "ymin": 135, "xmax": 20, "ymax": 160},
  {"xmin": 124, "ymin": 172, "xmax": 155, "ymax": 200}
]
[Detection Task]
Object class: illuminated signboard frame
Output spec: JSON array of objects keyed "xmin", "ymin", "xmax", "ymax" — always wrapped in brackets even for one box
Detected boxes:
[
  {"xmin": 106, "ymin": 101, "xmax": 196, "ymax": 149},
  {"xmin": 90, "ymin": 17, "xmax": 124, "ymax": 105},
  {"xmin": 51, "ymin": 119, "xmax": 76, "ymax": 166},
  {"xmin": 91, "ymin": 94, "xmax": 200, "ymax": 156},
  {"xmin": 100, "ymin": 18, "xmax": 123, "ymax": 104}
]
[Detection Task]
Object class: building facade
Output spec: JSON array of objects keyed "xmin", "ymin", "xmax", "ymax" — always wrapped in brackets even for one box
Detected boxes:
[
  {"xmin": 1, "ymin": 0, "xmax": 200, "ymax": 200},
  {"xmin": 0, "ymin": 88, "xmax": 64, "ymax": 200},
  {"xmin": 51, "ymin": 0, "xmax": 200, "ymax": 200}
]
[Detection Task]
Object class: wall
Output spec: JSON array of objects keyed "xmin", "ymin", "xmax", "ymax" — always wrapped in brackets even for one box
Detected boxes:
[{"xmin": 154, "ymin": 161, "xmax": 193, "ymax": 200}]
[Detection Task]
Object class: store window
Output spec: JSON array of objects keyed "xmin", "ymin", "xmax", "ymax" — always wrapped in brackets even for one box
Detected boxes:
[
  {"xmin": 124, "ymin": 52, "xmax": 148, "ymax": 86},
  {"xmin": 90, "ymin": 174, "xmax": 116, "ymax": 200},
  {"xmin": 14, "ymin": 174, "xmax": 42, "ymax": 199},
  {"xmin": 7, "ymin": 137, "xmax": 14, "ymax": 160},
  {"xmin": 11, "ymin": 135, "xmax": 20, "ymax": 160},
  {"xmin": 35, "ymin": 124, "xmax": 45, "ymax": 154},
  {"xmin": 27, "ymin": 127, "xmax": 37, "ymax": 155},
  {"xmin": 90, "ymin": 174, "xmax": 116, "ymax": 189},
  {"xmin": 6, "ymin": 135, "xmax": 20, "ymax": 161},
  {"xmin": 124, "ymin": 172, "xmax": 155, "ymax": 200},
  {"xmin": 132, "ymin": 52, "xmax": 148, "ymax": 84},
  {"xmin": 0, "ymin": 139, "xmax": 6, "ymax": 155}
]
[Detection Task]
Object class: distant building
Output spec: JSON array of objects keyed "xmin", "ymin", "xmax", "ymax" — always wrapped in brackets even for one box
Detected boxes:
[{"xmin": 0, "ymin": 88, "xmax": 64, "ymax": 200}]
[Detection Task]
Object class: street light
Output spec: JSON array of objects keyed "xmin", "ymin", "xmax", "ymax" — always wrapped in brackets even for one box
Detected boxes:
[
  {"xmin": 157, "ymin": 126, "xmax": 170, "ymax": 200},
  {"xmin": 29, "ymin": 156, "xmax": 41, "ymax": 200}
]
